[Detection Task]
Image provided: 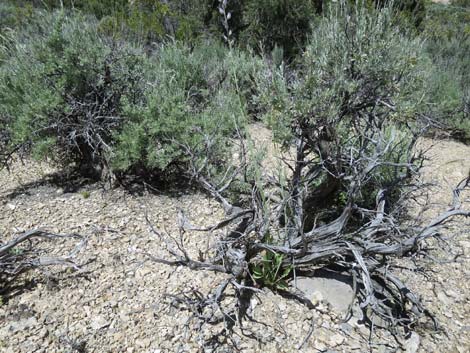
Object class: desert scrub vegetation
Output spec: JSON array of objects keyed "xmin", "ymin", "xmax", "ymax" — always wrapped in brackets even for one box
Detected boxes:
[
  {"xmin": 0, "ymin": 9, "xmax": 261, "ymax": 180},
  {"xmin": 256, "ymin": 0, "xmax": 428, "ymax": 218},
  {"xmin": 146, "ymin": 1, "xmax": 469, "ymax": 343},
  {"xmin": 0, "ymin": 0, "xmax": 469, "ymax": 350},
  {"xmin": 0, "ymin": 11, "xmax": 147, "ymax": 178},
  {"xmin": 0, "ymin": 1, "xmax": 433, "ymax": 61},
  {"xmin": 0, "ymin": 0, "xmax": 332, "ymax": 59},
  {"xmin": 111, "ymin": 42, "xmax": 262, "ymax": 177},
  {"xmin": 423, "ymin": 0, "xmax": 470, "ymax": 141}
]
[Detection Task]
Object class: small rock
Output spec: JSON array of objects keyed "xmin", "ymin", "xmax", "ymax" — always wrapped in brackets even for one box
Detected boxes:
[
  {"xmin": 114, "ymin": 332, "xmax": 125, "ymax": 341},
  {"xmin": 39, "ymin": 328, "xmax": 49, "ymax": 339},
  {"xmin": 377, "ymin": 346, "xmax": 387, "ymax": 353},
  {"xmin": 136, "ymin": 338, "xmax": 151, "ymax": 348},
  {"xmin": 250, "ymin": 298, "xmax": 258, "ymax": 312},
  {"xmin": 7, "ymin": 317, "xmax": 37, "ymax": 333},
  {"xmin": 459, "ymin": 240, "xmax": 470, "ymax": 249},
  {"xmin": 314, "ymin": 341, "xmax": 327, "ymax": 351},
  {"xmin": 6, "ymin": 203, "xmax": 16, "ymax": 210},
  {"xmin": 90, "ymin": 316, "xmax": 109, "ymax": 330},
  {"xmin": 330, "ymin": 333, "xmax": 345, "ymax": 346},
  {"xmin": 311, "ymin": 291, "xmax": 324, "ymax": 306},
  {"xmin": 340, "ymin": 323, "xmax": 353, "ymax": 334},
  {"xmin": 437, "ymin": 291, "xmax": 453, "ymax": 305},
  {"xmin": 296, "ymin": 274, "xmax": 355, "ymax": 313},
  {"xmin": 443, "ymin": 311, "xmax": 453, "ymax": 319},
  {"xmin": 404, "ymin": 332, "xmax": 420, "ymax": 353},
  {"xmin": 445, "ymin": 289, "xmax": 458, "ymax": 299}
]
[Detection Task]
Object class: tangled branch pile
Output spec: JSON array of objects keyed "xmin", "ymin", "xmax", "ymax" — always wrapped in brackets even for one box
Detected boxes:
[
  {"xmin": 0, "ymin": 229, "xmax": 85, "ymax": 301},
  {"xmin": 0, "ymin": 0, "xmax": 468, "ymax": 348},
  {"xmin": 147, "ymin": 3, "xmax": 470, "ymax": 342}
]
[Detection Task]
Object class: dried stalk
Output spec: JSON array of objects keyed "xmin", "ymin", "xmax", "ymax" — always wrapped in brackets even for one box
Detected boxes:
[{"xmin": 0, "ymin": 229, "xmax": 86, "ymax": 296}]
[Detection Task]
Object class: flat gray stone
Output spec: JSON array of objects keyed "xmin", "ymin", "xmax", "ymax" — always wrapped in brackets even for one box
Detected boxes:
[
  {"xmin": 90, "ymin": 315, "xmax": 109, "ymax": 330},
  {"xmin": 295, "ymin": 271, "xmax": 355, "ymax": 313},
  {"xmin": 294, "ymin": 271, "xmax": 367, "ymax": 326}
]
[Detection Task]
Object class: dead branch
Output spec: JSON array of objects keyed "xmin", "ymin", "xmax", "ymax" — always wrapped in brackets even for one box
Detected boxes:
[
  {"xmin": 0, "ymin": 229, "xmax": 86, "ymax": 296},
  {"xmin": 145, "ymin": 115, "xmax": 470, "ymax": 346}
]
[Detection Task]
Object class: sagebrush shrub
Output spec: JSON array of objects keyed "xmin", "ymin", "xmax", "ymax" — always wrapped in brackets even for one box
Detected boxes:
[
  {"xmin": 0, "ymin": 11, "xmax": 146, "ymax": 177},
  {"xmin": 255, "ymin": 2, "xmax": 427, "ymax": 221},
  {"xmin": 0, "ymin": 10, "xmax": 263, "ymax": 180},
  {"xmin": 112, "ymin": 42, "xmax": 262, "ymax": 176},
  {"xmin": 423, "ymin": 0, "xmax": 470, "ymax": 140}
]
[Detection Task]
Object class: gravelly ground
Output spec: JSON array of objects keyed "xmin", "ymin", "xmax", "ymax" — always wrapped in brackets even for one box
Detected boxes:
[{"xmin": 0, "ymin": 134, "xmax": 469, "ymax": 353}]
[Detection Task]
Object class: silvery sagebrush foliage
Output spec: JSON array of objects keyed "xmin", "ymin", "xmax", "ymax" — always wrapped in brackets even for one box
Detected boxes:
[
  {"xmin": 423, "ymin": 0, "xmax": 470, "ymax": 141},
  {"xmin": 148, "ymin": 3, "xmax": 470, "ymax": 349},
  {"xmin": 0, "ymin": 8, "xmax": 263, "ymax": 181},
  {"xmin": 111, "ymin": 40, "xmax": 263, "ymax": 178},
  {"xmin": 0, "ymin": 11, "xmax": 146, "ymax": 177}
]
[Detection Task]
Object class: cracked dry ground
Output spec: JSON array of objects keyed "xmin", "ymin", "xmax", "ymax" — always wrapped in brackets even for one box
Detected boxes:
[{"xmin": 0, "ymin": 136, "xmax": 469, "ymax": 353}]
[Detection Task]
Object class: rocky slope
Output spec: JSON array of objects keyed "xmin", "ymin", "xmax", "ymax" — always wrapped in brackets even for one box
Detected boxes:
[{"xmin": 0, "ymin": 135, "xmax": 469, "ymax": 353}]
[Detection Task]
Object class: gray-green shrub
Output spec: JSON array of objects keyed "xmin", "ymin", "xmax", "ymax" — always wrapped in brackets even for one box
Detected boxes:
[
  {"xmin": 112, "ymin": 42, "xmax": 262, "ymax": 176},
  {"xmin": 0, "ymin": 11, "xmax": 146, "ymax": 177},
  {"xmin": 0, "ymin": 10, "xmax": 262, "ymax": 179},
  {"xmin": 423, "ymin": 0, "xmax": 470, "ymax": 141},
  {"xmin": 255, "ymin": 1, "xmax": 427, "ymax": 217}
]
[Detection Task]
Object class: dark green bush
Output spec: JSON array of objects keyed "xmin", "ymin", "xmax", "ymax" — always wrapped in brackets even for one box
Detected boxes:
[
  {"xmin": 372, "ymin": 0, "xmax": 426, "ymax": 29},
  {"xmin": 237, "ymin": 0, "xmax": 320, "ymax": 58}
]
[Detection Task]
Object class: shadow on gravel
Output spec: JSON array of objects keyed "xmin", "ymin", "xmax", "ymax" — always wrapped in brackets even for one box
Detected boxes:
[
  {"xmin": 3, "ymin": 167, "xmax": 200, "ymax": 201},
  {"xmin": 115, "ymin": 173, "xmax": 198, "ymax": 197},
  {"xmin": 0, "ymin": 278, "xmax": 38, "ymax": 305},
  {"xmin": 2, "ymin": 169, "xmax": 95, "ymax": 200}
]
